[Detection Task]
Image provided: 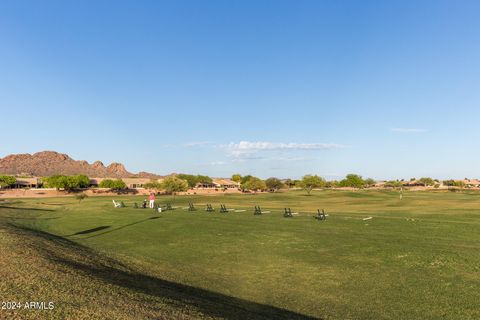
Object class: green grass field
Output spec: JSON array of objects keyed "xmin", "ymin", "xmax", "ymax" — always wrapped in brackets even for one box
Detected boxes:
[{"xmin": 1, "ymin": 190, "xmax": 479, "ymax": 319}]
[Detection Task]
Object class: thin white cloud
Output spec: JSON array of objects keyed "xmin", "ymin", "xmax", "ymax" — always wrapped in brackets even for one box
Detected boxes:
[
  {"xmin": 222, "ymin": 141, "xmax": 344, "ymax": 158},
  {"xmin": 183, "ymin": 141, "xmax": 213, "ymax": 147},
  {"xmin": 276, "ymin": 156, "xmax": 314, "ymax": 161},
  {"xmin": 230, "ymin": 155, "xmax": 266, "ymax": 162},
  {"xmin": 391, "ymin": 128, "xmax": 428, "ymax": 133},
  {"xmin": 209, "ymin": 161, "xmax": 226, "ymax": 165}
]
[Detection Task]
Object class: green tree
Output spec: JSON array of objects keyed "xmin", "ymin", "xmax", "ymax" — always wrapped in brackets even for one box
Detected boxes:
[
  {"xmin": 418, "ymin": 177, "xmax": 435, "ymax": 187},
  {"xmin": 364, "ymin": 178, "xmax": 376, "ymax": 187},
  {"xmin": 240, "ymin": 175, "xmax": 253, "ymax": 185},
  {"xmin": 74, "ymin": 175, "xmax": 90, "ymax": 188},
  {"xmin": 283, "ymin": 178, "xmax": 295, "ymax": 188},
  {"xmin": 385, "ymin": 180, "xmax": 403, "ymax": 188},
  {"xmin": 99, "ymin": 179, "xmax": 113, "ymax": 188},
  {"xmin": 0, "ymin": 175, "xmax": 16, "ymax": 188},
  {"xmin": 298, "ymin": 175, "xmax": 326, "ymax": 195},
  {"xmin": 99, "ymin": 179, "xmax": 127, "ymax": 190},
  {"xmin": 325, "ymin": 180, "xmax": 339, "ymax": 188},
  {"xmin": 265, "ymin": 177, "xmax": 285, "ymax": 192},
  {"xmin": 143, "ymin": 180, "xmax": 163, "ymax": 190},
  {"xmin": 443, "ymin": 180, "xmax": 465, "ymax": 188},
  {"xmin": 196, "ymin": 175, "xmax": 212, "ymax": 184},
  {"xmin": 177, "ymin": 174, "xmax": 198, "ymax": 188},
  {"xmin": 242, "ymin": 177, "xmax": 266, "ymax": 192},
  {"xmin": 339, "ymin": 174, "xmax": 366, "ymax": 188},
  {"xmin": 455, "ymin": 180, "xmax": 465, "ymax": 188},
  {"xmin": 161, "ymin": 176, "xmax": 189, "ymax": 197},
  {"xmin": 231, "ymin": 174, "xmax": 242, "ymax": 183},
  {"xmin": 176, "ymin": 174, "xmax": 213, "ymax": 188},
  {"xmin": 44, "ymin": 175, "xmax": 90, "ymax": 191},
  {"xmin": 43, "ymin": 175, "xmax": 66, "ymax": 190},
  {"xmin": 112, "ymin": 179, "xmax": 127, "ymax": 190},
  {"xmin": 443, "ymin": 179, "xmax": 455, "ymax": 186},
  {"xmin": 75, "ymin": 193, "xmax": 88, "ymax": 203}
]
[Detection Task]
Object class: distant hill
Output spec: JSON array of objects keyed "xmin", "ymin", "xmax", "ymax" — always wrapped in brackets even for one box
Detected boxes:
[{"xmin": 0, "ymin": 151, "xmax": 162, "ymax": 178}]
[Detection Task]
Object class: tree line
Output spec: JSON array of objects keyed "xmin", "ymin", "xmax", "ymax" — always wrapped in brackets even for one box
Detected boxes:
[
  {"xmin": 230, "ymin": 173, "xmax": 377, "ymax": 194},
  {"xmin": 0, "ymin": 173, "xmax": 473, "ymax": 194}
]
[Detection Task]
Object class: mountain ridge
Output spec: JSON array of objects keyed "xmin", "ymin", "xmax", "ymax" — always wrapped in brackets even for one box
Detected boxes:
[{"xmin": 0, "ymin": 151, "xmax": 162, "ymax": 178}]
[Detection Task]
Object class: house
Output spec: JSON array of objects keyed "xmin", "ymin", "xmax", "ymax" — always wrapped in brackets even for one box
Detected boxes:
[
  {"xmin": 123, "ymin": 178, "xmax": 160, "ymax": 189},
  {"xmin": 194, "ymin": 178, "xmax": 240, "ymax": 189},
  {"xmin": 213, "ymin": 178, "xmax": 240, "ymax": 189},
  {"xmin": 462, "ymin": 179, "xmax": 480, "ymax": 188},
  {"xmin": 195, "ymin": 181, "xmax": 217, "ymax": 188},
  {"xmin": 10, "ymin": 177, "xmax": 41, "ymax": 189},
  {"xmin": 373, "ymin": 181, "xmax": 386, "ymax": 188},
  {"xmin": 402, "ymin": 180, "xmax": 424, "ymax": 187},
  {"xmin": 89, "ymin": 177, "xmax": 161, "ymax": 189}
]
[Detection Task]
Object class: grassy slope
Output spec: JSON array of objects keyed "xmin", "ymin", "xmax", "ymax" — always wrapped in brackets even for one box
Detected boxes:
[
  {"xmin": 0, "ymin": 212, "xmax": 312, "ymax": 320},
  {"xmin": 1, "ymin": 190, "xmax": 480, "ymax": 319}
]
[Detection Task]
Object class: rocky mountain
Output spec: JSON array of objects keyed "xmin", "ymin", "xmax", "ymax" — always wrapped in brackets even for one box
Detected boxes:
[{"xmin": 0, "ymin": 151, "xmax": 161, "ymax": 178}]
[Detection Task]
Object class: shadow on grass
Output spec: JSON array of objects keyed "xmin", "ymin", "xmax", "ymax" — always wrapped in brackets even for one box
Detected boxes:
[
  {"xmin": 77, "ymin": 216, "xmax": 161, "ymax": 239},
  {"xmin": 66, "ymin": 226, "xmax": 111, "ymax": 236},
  {"xmin": 0, "ymin": 205, "xmax": 58, "ymax": 221},
  {"xmin": 0, "ymin": 205, "xmax": 55, "ymax": 212},
  {"xmin": 1, "ymin": 216, "xmax": 60, "ymax": 220},
  {"xmin": 66, "ymin": 216, "xmax": 161, "ymax": 238},
  {"xmin": 7, "ymin": 223, "xmax": 319, "ymax": 320}
]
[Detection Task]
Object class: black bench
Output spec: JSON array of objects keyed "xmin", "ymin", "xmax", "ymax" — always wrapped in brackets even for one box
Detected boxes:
[
  {"xmin": 314, "ymin": 209, "xmax": 327, "ymax": 220},
  {"xmin": 284, "ymin": 208, "xmax": 293, "ymax": 218}
]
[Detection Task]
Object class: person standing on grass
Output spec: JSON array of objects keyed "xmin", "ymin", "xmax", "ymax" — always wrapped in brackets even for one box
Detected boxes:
[{"xmin": 149, "ymin": 193, "xmax": 155, "ymax": 208}]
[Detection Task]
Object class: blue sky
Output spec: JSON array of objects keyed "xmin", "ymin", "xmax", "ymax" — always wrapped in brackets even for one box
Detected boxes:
[{"xmin": 1, "ymin": 0, "xmax": 480, "ymax": 179}]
